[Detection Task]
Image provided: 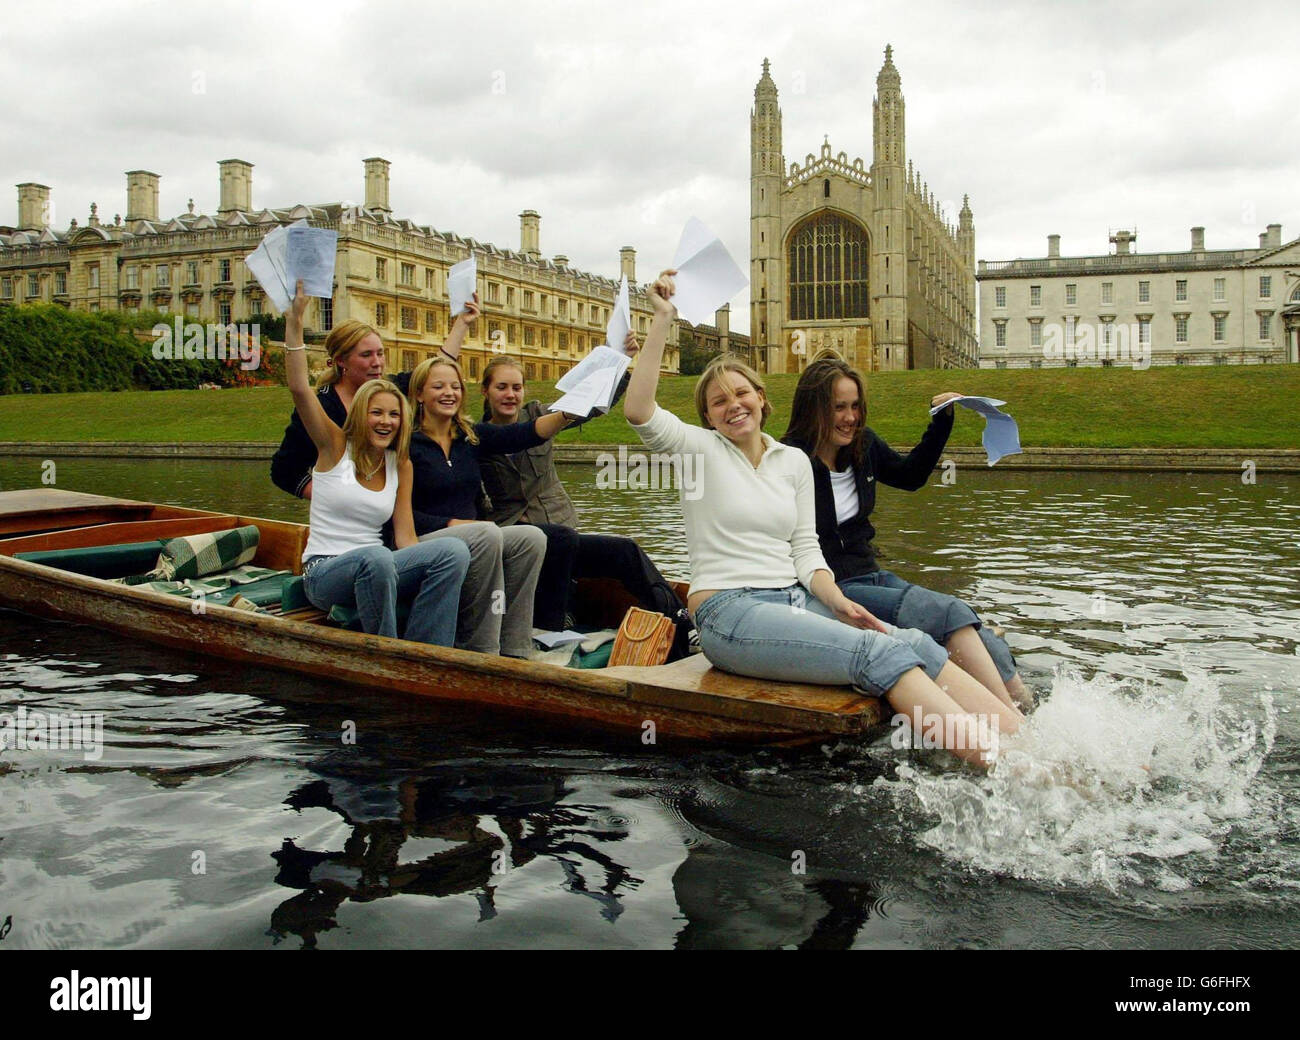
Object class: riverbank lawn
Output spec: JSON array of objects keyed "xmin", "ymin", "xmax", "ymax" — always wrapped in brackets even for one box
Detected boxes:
[{"xmin": 0, "ymin": 365, "xmax": 1296, "ymax": 448}]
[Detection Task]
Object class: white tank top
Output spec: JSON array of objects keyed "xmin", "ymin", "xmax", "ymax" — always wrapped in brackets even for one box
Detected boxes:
[
  {"xmin": 302, "ymin": 447, "xmax": 398, "ymax": 561},
  {"xmin": 829, "ymin": 467, "xmax": 860, "ymax": 524}
]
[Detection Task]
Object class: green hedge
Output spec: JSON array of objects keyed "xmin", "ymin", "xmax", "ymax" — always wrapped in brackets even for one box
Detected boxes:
[{"xmin": 0, "ymin": 303, "xmax": 281, "ymax": 394}]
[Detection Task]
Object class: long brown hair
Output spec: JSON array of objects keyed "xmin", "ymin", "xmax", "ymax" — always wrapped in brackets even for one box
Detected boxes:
[
  {"xmin": 784, "ymin": 351, "xmax": 867, "ymax": 467},
  {"xmin": 480, "ymin": 355, "xmax": 526, "ymax": 422},
  {"xmin": 341, "ymin": 379, "xmax": 411, "ymax": 477},
  {"xmin": 409, "ymin": 356, "xmax": 479, "ymax": 445},
  {"xmin": 318, "ymin": 319, "xmax": 380, "ymax": 388}
]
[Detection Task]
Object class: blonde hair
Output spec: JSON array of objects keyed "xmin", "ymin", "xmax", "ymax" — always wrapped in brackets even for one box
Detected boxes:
[
  {"xmin": 318, "ymin": 320, "xmax": 381, "ymax": 388},
  {"xmin": 694, "ymin": 355, "xmax": 773, "ymax": 428},
  {"xmin": 342, "ymin": 379, "xmax": 411, "ymax": 476},
  {"xmin": 408, "ymin": 356, "xmax": 479, "ymax": 446}
]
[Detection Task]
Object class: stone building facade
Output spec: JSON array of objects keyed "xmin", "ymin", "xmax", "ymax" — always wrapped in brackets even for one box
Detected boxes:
[
  {"xmin": 978, "ymin": 226, "xmax": 1300, "ymax": 368},
  {"xmin": 750, "ymin": 47, "xmax": 978, "ymax": 374},
  {"xmin": 0, "ymin": 159, "xmax": 678, "ymax": 383}
]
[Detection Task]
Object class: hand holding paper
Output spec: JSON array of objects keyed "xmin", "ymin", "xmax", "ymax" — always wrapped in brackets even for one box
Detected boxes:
[
  {"xmin": 670, "ymin": 217, "xmax": 748, "ymax": 326},
  {"xmin": 928, "ymin": 395, "xmax": 1023, "ymax": 466},
  {"xmin": 244, "ymin": 219, "xmax": 338, "ymax": 312}
]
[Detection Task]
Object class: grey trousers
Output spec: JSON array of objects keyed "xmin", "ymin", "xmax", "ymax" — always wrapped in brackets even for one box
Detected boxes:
[{"xmin": 418, "ymin": 522, "xmax": 546, "ymax": 657}]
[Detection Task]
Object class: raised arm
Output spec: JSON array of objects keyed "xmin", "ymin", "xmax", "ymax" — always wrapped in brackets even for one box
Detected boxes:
[
  {"xmin": 624, "ymin": 270, "xmax": 676, "ymax": 425},
  {"xmin": 285, "ymin": 280, "xmax": 345, "ymax": 468},
  {"xmin": 439, "ymin": 293, "xmax": 479, "ymax": 361}
]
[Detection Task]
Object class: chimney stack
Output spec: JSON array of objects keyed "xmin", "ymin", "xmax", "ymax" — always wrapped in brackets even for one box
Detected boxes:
[
  {"xmin": 1047, "ymin": 234, "xmax": 1060, "ymax": 258},
  {"xmin": 1266, "ymin": 223, "xmax": 1282, "ymax": 249},
  {"xmin": 1191, "ymin": 226, "xmax": 1205, "ymax": 251},
  {"xmin": 16, "ymin": 183, "xmax": 51, "ymax": 231},
  {"xmin": 1109, "ymin": 229, "xmax": 1135, "ymax": 255},
  {"xmin": 125, "ymin": 170, "xmax": 160, "ymax": 223},
  {"xmin": 520, "ymin": 210, "xmax": 540, "ymax": 259},
  {"xmin": 363, "ymin": 157, "xmax": 391, "ymax": 214},
  {"xmin": 620, "ymin": 246, "xmax": 636, "ymax": 282},
  {"xmin": 218, "ymin": 159, "xmax": 253, "ymax": 215},
  {"xmin": 552, "ymin": 254, "xmax": 569, "ymax": 268},
  {"xmin": 1259, "ymin": 232, "xmax": 1268, "ymax": 249}
]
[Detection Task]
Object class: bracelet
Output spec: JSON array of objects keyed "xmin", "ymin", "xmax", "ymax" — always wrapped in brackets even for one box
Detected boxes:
[{"xmin": 285, "ymin": 345, "xmax": 307, "ymax": 352}]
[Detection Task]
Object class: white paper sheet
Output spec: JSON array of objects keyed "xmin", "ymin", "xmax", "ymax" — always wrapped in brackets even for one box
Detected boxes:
[
  {"xmin": 929, "ymin": 395, "xmax": 1023, "ymax": 466},
  {"xmin": 549, "ymin": 366, "xmax": 621, "ymax": 417},
  {"xmin": 532, "ymin": 629, "xmax": 588, "ymax": 649},
  {"xmin": 448, "ymin": 256, "xmax": 477, "ymax": 317},
  {"xmin": 605, "ymin": 274, "xmax": 632, "ymax": 351},
  {"xmin": 669, "ymin": 216, "xmax": 748, "ymax": 326},
  {"xmin": 286, "ymin": 224, "xmax": 338, "ymax": 298},
  {"xmin": 555, "ymin": 344, "xmax": 631, "ymax": 394},
  {"xmin": 244, "ymin": 239, "xmax": 291, "ymax": 313}
]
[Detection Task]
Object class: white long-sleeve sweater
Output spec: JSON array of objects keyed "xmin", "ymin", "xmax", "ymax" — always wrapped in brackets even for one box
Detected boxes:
[{"xmin": 630, "ymin": 405, "xmax": 830, "ymax": 594}]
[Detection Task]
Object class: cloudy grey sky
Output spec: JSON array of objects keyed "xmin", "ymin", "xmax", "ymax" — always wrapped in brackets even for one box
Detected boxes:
[{"xmin": 5, "ymin": 0, "xmax": 1297, "ymax": 332}]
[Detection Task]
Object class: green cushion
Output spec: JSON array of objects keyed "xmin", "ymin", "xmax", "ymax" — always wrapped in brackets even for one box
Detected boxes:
[
  {"xmin": 573, "ymin": 642, "xmax": 614, "ymax": 669},
  {"xmin": 202, "ymin": 573, "xmax": 295, "ymax": 608},
  {"xmin": 16, "ymin": 540, "xmax": 166, "ymax": 579},
  {"xmin": 280, "ymin": 576, "xmax": 310, "ymax": 612}
]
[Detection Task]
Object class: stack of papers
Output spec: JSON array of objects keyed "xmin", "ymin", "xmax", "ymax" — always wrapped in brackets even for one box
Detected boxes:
[
  {"xmin": 549, "ymin": 346, "xmax": 631, "ymax": 418},
  {"xmin": 448, "ymin": 256, "xmax": 477, "ymax": 317},
  {"xmin": 244, "ymin": 220, "xmax": 338, "ymax": 312},
  {"xmin": 929, "ymin": 395, "xmax": 1023, "ymax": 466},
  {"xmin": 670, "ymin": 217, "xmax": 748, "ymax": 326}
]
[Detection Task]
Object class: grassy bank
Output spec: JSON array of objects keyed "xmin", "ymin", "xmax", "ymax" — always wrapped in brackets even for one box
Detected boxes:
[{"xmin": 0, "ymin": 365, "xmax": 1296, "ymax": 448}]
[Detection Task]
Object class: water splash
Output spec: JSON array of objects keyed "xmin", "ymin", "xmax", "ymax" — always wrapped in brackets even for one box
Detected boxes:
[{"xmin": 878, "ymin": 666, "xmax": 1280, "ymax": 892}]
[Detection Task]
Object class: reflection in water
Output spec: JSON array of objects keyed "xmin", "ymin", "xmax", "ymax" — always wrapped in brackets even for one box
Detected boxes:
[{"xmin": 1, "ymin": 458, "xmax": 1299, "ymax": 948}]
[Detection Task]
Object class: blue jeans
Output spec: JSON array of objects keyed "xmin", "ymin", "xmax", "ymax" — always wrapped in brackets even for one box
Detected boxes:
[
  {"xmin": 837, "ymin": 570, "xmax": 1018, "ymax": 683},
  {"xmin": 303, "ymin": 541, "xmax": 471, "ymax": 646},
  {"xmin": 690, "ymin": 586, "xmax": 946, "ymax": 697}
]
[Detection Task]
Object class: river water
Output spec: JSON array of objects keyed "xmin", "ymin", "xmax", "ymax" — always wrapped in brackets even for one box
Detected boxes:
[{"xmin": 1, "ymin": 457, "xmax": 1298, "ymax": 949}]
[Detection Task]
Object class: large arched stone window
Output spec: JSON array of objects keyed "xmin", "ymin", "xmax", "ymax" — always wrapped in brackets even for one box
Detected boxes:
[{"xmin": 787, "ymin": 213, "xmax": 869, "ymax": 321}]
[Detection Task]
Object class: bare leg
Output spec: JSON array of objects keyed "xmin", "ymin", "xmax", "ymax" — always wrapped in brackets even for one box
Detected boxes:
[
  {"xmin": 933, "ymin": 660, "xmax": 1023, "ymax": 736},
  {"xmin": 885, "ymin": 668, "xmax": 999, "ymax": 768},
  {"xmin": 945, "ymin": 625, "xmax": 1017, "ymax": 711},
  {"xmin": 1005, "ymin": 674, "xmax": 1034, "ymax": 712}
]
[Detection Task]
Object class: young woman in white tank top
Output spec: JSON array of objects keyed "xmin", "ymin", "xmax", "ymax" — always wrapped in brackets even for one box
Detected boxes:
[{"xmin": 286, "ymin": 280, "xmax": 470, "ymax": 645}]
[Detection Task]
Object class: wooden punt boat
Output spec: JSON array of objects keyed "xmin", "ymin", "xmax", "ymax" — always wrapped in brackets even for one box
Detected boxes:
[{"xmin": 0, "ymin": 488, "xmax": 884, "ymax": 743}]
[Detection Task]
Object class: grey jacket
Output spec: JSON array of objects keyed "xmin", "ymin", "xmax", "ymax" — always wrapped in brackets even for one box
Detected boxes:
[{"xmin": 478, "ymin": 400, "xmax": 580, "ymax": 527}]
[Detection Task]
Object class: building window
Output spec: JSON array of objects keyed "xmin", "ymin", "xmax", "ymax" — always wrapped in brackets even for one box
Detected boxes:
[
  {"xmin": 787, "ymin": 212, "xmax": 870, "ymax": 321},
  {"xmin": 557, "ymin": 298, "xmax": 568, "ymax": 319},
  {"xmin": 1065, "ymin": 283, "xmax": 1077, "ymax": 306},
  {"xmin": 88, "ymin": 263, "xmax": 100, "ymax": 290},
  {"xmin": 1137, "ymin": 280, "xmax": 1150, "ymax": 303},
  {"xmin": 321, "ymin": 297, "xmax": 333, "ymax": 330},
  {"xmin": 186, "ymin": 261, "xmax": 199, "ymax": 285},
  {"xmin": 1101, "ymin": 282, "xmax": 1113, "ymax": 305},
  {"xmin": 156, "ymin": 264, "xmax": 170, "ymax": 287},
  {"xmin": 1259, "ymin": 275, "xmax": 1272, "ymax": 299},
  {"xmin": 488, "ymin": 283, "xmax": 501, "ymax": 305},
  {"xmin": 525, "ymin": 363, "xmax": 536, "ymax": 380},
  {"xmin": 219, "ymin": 258, "xmax": 232, "ymax": 282},
  {"xmin": 1138, "ymin": 319, "xmax": 1151, "ymax": 345},
  {"xmin": 576, "ymin": 303, "xmax": 584, "ymax": 322},
  {"xmin": 487, "ymin": 319, "xmax": 500, "ymax": 340},
  {"xmin": 1213, "ymin": 277, "xmax": 1226, "ymax": 302},
  {"xmin": 425, "ymin": 310, "xmax": 436, "ymax": 333},
  {"xmin": 185, "ymin": 300, "xmax": 199, "ymax": 318},
  {"xmin": 401, "ymin": 306, "xmax": 417, "ymax": 331},
  {"xmin": 523, "ymin": 290, "xmax": 535, "ymax": 311},
  {"xmin": 403, "ymin": 350, "xmax": 418, "ymax": 371},
  {"xmin": 558, "ymin": 331, "xmax": 569, "ymax": 350},
  {"xmin": 375, "ymin": 302, "xmax": 388, "ymax": 326},
  {"xmin": 507, "ymin": 286, "xmax": 515, "ymax": 307},
  {"xmin": 426, "ymin": 267, "xmax": 436, "ymax": 291},
  {"xmin": 1259, "ymin": 313, "xmax": 1272, "ymax": 340},
  {"xmin": 1029, "ymin": 321, "xmax": 1042, "ymax": 347},
  {"xmin": 400, "ymin": 262, "xmax": 415, "ymax": 286},
  {"xmin": 524, "ymin": 326, "xmax": 536, "ymax": 346},
  {"xmin": 375, "ymin": 258, "xmax": 387, "ymax": 282},
  {"xmin": 218, "ymin": 301, "xmax": 232, "ymax": 325},
  {"xmin": 55, "ymin": 271, "xmax": 67, "ymax": 295},
  {"xmin": 542, "ymin": 364, "xmax": 550, "ymax": 380},
  {"xmin": 28, "ymin": 273, "xmax": 40, "ymax": 297},
  {"xmin": 541, "ymin": 329, "xmax": 549, "ymax": 349},
  {"xmin": 1029, "ymin": 285, "xmax": 1042, "ymax": 307},
  {"xmin": 638, "ymin": 316, "xmax": 646, "ymax": 333},
  {"xmin": 468, "ymin": 357, "xmax": 478, "ymax": 378},
  {"xmin": 1213, "ymin": 314, "xmax": 1226, "ymax": 342},
  {"xmin": 994, "ymin": 286, "xmax": 1006, "ymax": 308},
  {"xmin": 507, "ymin": 323, "xmax": 517, "ymax": 344},
  {"xmin": 1, "ymin": 277, "xmax": 12, "ymax": 299},
  {"xmin": 994, "ymin": 321, "xmax": 1007, "ymax": 348},
  {"xmin": 1175, "ymin": 279, "xmax": 1187, "ymax": 302},
  {"xmin": 1100, "ymin": 322, "xmax": 1113, "ymax": 350},
  {"xmin": 1175, "ymin": 316, "xmax": 1188, "ymax": 343}
]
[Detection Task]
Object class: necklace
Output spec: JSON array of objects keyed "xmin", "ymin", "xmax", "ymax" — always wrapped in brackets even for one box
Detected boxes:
[{"xmin": 358, "ymin": 453, "xmax": 385, "ymax": 482}]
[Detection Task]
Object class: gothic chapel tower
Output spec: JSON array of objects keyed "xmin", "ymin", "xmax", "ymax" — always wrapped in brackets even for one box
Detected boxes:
[
  {"xmin": 871, "ymin": 45, "xmax": 909, "ymax": 369},
  {"xmin": 750, "ymin": 58, "xmax": 783, "ymax": 372}
]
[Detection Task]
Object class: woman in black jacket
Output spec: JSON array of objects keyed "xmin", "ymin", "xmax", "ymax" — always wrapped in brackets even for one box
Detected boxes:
[{"xmin": 782, "ymin": 354, "xmax": 1030, "ymax": 711}]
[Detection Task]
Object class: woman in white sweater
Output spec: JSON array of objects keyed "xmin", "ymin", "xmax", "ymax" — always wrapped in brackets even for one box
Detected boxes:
[{"xmin": 624, "ymin": 271, "xmax": 1021, "ymax": 766}]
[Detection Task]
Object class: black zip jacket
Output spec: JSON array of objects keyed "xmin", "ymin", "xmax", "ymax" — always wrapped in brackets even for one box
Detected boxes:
[{"xmin": 781, "ymin": 408, "xmax": 953, "ymax": 579}]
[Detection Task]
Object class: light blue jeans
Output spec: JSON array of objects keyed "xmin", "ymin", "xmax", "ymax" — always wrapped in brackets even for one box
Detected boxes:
[
  {"xmin": 691, "ymin": 585, "xmax": 947, "ymax": 697},
  {"xmin": 303, "ymin": 540, "xmax": 471, "ymax": 646}
]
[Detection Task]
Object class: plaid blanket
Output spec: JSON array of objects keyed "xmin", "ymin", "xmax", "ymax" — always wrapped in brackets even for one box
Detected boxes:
[
  {"xmin": 118, "ymin": 525, "xmax": 261, "ymax": 585},
  {"xmin": 114, "ymin": 563, "xmax": 283, "ymax": 597}
]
